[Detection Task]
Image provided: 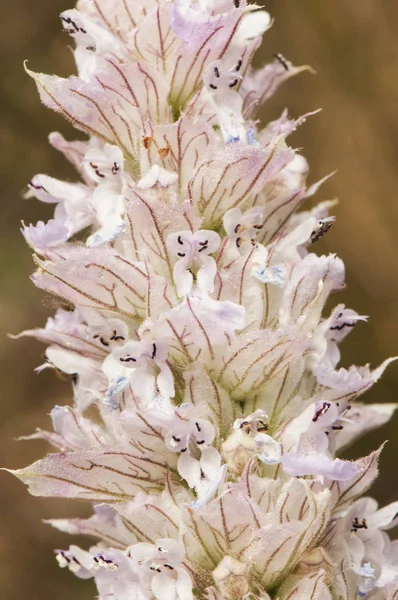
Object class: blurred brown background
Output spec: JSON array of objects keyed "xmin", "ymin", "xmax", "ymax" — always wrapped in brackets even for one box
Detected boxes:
[{"xmin": 0, "ymin": 0, "xmax": 397, "ymax": 598}]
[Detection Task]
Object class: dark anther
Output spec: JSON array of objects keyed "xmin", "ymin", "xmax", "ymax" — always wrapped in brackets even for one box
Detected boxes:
[
  {"xmin": 60, "ymin": 551, "xmax": 71, "ymax": 564},
  {"xmin": 94, "ymin": 555, "xmax": 115, "ymax": 566},
  {"xmin": 112, "ymin": 162, "xmax": 120, "ymax": 175},
  {"xmin": 273, "ymin": 53, "xmax": 289, "ymax": 71},
  {"xmin": 61, "ymin": 16, "xmax": 87, "ymax": 35},
  {"xmin": 234, "ymin": 0, "xmax": 240, "ymax": 7},
  {"xmin": 177, "ymin": 235, "xmax": 184, "ymax": 245},
  {"xmin": 172, "ymin": 435, "xmax": 181, "ymax": 443},
  {"xmin": 195, "ymin": 422, "xmax": 201, "ymax": 432},
  {"xmin": 93, "ymin": 333, "xmax": 110, "ymax": 347},
  {"xmin": 236, "ymin": 237, "xmax": 242, "ymax": 248},
  {"xmin": 257, "ymin": 420, "xmax": 269, "ymax": 432},
  {"xmin": 150, "ymin": 565, "xmax": 162, "ymax": 573},
  {"xmin": 110, "ymin": 330, "xmax": 125, "ymax": 342},
  {"xmin": 236, "ymin": 59, "xmax": 242, "ymax": 72},
  {"xmin": 120, "ymin": 356, "xmax": 137, "ymax": 363},
  {"xmin": 214, "ymin": 66, "xmax": 220, "ymax": 78},
  {"xmin": 351, "ymin": 517, "xmax": 368, "ymax": 533},
  {"xmin": 312, "ymin": 402, "xmax": 331, "ymax": 422},
  {"xmin": 164, "ymin": 563, "xmax": 174, "ymax": 570},
  {"xmin": 229, "ymin": 78, "xmax": 239, "ymax": 88},
  {"xmin": 180, "ymin": 447, "xmax": 187, "ymax": 453},
  {"xmin": 330, "ymin": 322, "xmax": 355, "ymax": 331},
  {"xmin": 331, "ymin": 425, "xmax": 344, "ymax": 431},
  {"xmin": 89, "ymin": 162, "xmax": 105, "ymax": 178},
  {"xmin": 28, "ymin": 180, "xmax": 48, "ymax": 193},
  {"xmin": 198, "ymin": 243, "xmax": 209, "ymax": 252},
  {"xmin": 61, "ymin": 16, "xmax": 79, "ymax": 33},
  {"xmin": 209, "ymin": 83, "xmax": 218, "ymax": 90},
  {"xmin": 152, "ymin": 343, "xmax": 157, "ymax": 359},
  {"xmin": 197, "ymin": 439, "xmax": 205, "ymax": 445},
  {"xmin": 177, "ymin": 252, "xmax": 185, "ymax": 257},
  {"xmin": 71, "ymin": 373, "xmax": 78, "ymax": 385},
  {"xmin": 234, "ymin": 223, "xmax": 241, "ymax": 234},
  {"xmin": 310, "ymin": 220, "xmax": 333, "ymax": 244}
]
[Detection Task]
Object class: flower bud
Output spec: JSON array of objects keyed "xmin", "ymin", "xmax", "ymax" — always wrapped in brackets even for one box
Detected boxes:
[
  {"xmin": 222, "ymin": 429, "xmax": 257, "ymax": 474},
  {"xmin": 212, "ymin": 557, "xmax": 250, "ymax": 599}
]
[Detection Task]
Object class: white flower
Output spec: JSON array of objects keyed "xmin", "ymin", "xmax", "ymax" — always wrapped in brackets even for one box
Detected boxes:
[
  {"xmin": 167, "ymin": 230, "xmax": 221, "ymax": 296},
  {"xmin": 223, "ymin": 206, "xmax": 263, "ymax": 250},
  {"xmin": 128, "ymin": 539, "xmax": 193, "ymax": 600}
]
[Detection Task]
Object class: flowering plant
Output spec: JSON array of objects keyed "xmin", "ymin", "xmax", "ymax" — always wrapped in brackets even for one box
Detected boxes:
[{"xmin": 8, "ymin": 1, "xmax": 398, "ymax": 598}]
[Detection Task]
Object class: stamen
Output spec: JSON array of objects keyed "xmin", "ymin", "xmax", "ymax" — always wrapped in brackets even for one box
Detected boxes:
[
  {"xmin": 61, "ymin": 16, "xmax": 87, "ymax": 34},
  {"xmin": 351, "ymin": 517, "xmax": 368, "ymax": 533},
  {"xmin": 120, "ymin": 356, "xmax": 137, "ymax": 363},
  {"xmin": 312, "ymin": 402, "xmax": 331, "ymax": 422},
  {"xmin": 236, "ymin": 59, "xmax": 243, "ymax": 72},
  {"xmin": 110, "ymin": 330, "xmax": 125, "ymax": 342},
  {"xmin": 93, "ymin": 334, "xmax": 110, "ymax": 347},
  {"xmin": 89, "ymin": 162, "xmax": 105, "ymax": 178},
  {"xmin": 177, "ymin": 252, "xmax": 185, "ymax": 257},
  {"xmin": 257, "ymin": 420, "xmax": 269, "ymax": 432},
  {"xmin": 229, "ymin": 78, "xmax": 239, "ymax": 88},
  {"xmin": 209, "ymin": 83, "xmax": 218, "ymax": 90},
  {"xmin": 198, "ymin": 242, "xmax": 209, "ymax": 252},
  {"xmin": 152, "ymin": 343, "xmax": 157, "ymax": 359},
  {"xmin": 273, "ymin": 53, "xmax": 289, "ymax": 71},
  {"xmin": 111, "ymin": 162, "xmax": 120, "ymax": 175},
  {"xmin": 214, "ymin": 66, "xmax": 220, "ymax": 78},
  {"xmin": 177, "ymin": 235, "xmax": 184, "ymax": 245},
  {"xmin": 330, "ymin": 322, "xmax": 356, "ymax": 331},
  {"xmin": 28, "ymin": 180, "xmax": 48, "ymax": 193},
  {"xmin": 310, "ymin": 219, "xmax": 334, "ymax": 243}
]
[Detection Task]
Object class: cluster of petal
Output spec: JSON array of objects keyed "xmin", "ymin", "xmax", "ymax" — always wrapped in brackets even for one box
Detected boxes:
[{"xmin": 9, "ymin": 1, "xmax": 398, "ymax": 599}]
